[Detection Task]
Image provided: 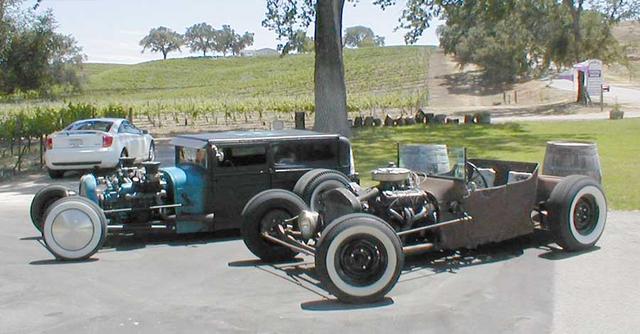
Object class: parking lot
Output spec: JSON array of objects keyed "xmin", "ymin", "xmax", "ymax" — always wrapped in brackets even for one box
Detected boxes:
[{"xmin": 0, "ymin": 165, "xmax": 638, "ymax": 334}]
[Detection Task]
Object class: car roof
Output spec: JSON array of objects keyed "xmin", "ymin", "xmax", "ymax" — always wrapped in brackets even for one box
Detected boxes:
[
  {"xmin": 172, "ymin": 129, "xmax": 340, "ymax": 149},
  {"xmin": 72, "ymin": 118, "xmax": 125, "ymax": 123}
]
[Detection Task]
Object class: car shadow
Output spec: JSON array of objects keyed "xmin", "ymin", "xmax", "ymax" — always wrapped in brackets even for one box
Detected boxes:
[
  {"xmin": 300, "ymin": 297, "xmax": 395, "ymax": 311},
  {"xmin": 232, "ymin": 229, "xmax": 569, "ymax": 310},
  {"xmin": 104, "ymin": 229, "xmax": 241, "ymax": 251},
  {"xmin": 25, "ymin": 230, "xmax": 242, "ymax": 264}
]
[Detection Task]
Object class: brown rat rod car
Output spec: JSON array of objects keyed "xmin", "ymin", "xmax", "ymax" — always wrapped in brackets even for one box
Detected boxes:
[{"xmin": 240, "ymin": 145, "xmax": 606, "ymax": 303}]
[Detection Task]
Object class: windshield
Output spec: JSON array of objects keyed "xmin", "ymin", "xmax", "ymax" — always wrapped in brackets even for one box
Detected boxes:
[
  {"xmin": 66, "ymin": 120, "xmax": 114, "ymax": 132},
  {"xmin": 398, "ymin": 144, "xmax": 466, "ymax": 181},
  {"xmin": 177, "ymin": 146, "xmax": 208, "ymax": 168}
]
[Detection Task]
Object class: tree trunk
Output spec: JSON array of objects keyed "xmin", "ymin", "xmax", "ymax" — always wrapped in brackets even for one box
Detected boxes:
[
  {"xmin": 564, "ymin": 0, "xmax": 584, "ymax": 63},
  {"xmin": 162, "ymin": 50, "xmax": 168, "ymax": 60},
  {"xmin": 313, "ymin": 0, "xmax": 351, "ymax": 137}
]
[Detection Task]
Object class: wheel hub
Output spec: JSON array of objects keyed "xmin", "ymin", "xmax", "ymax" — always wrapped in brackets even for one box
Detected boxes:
[
  {"xmin": 337, "ymin": 236, "xmax": 387, "ymax": 286},
  {"xmin": 573, "ymin": 196, "xmax": 598, "ymax": 235},
  {"xmin": 51, "ymin": 209, "xmax": 95, "ymax": 251}
]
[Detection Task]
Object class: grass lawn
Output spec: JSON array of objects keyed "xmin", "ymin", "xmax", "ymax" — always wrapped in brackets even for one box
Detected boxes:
[{"xmin": 351, "ymin": 118, "xmax": 640, "ymax": 210}]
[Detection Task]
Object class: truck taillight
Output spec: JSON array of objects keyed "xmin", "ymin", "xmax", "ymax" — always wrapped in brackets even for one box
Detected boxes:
[
  {"xmin": 102, "ymin": 135, "xmax": 114, "ymax": 148},
  {"xmin": 46, "ymin": 137, "xmax": 53, "ymax": 150}
]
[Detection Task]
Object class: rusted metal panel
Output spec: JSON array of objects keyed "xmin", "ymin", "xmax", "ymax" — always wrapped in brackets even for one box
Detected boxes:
[
  {"xmin": 536, "ymin": 174, "xmax": 562, "ymax": 203},
  {"xmin": 431, "ymin": 160, "xmax": 539, "ymax": 250}
]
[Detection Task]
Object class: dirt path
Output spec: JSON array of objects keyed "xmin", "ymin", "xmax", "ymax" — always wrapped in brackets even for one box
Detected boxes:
[{"xmin": 426, "ymin": 49, "xmax": 639, "ymax": 120}]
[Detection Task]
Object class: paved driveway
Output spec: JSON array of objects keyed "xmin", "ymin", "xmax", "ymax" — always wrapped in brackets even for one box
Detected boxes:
[{"xmin": 1, "ymin": 172, "xmax": 639, "ymax": 333}]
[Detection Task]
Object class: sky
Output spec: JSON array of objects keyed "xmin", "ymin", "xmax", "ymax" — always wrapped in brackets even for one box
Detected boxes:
[{"xmin": 31, "ymin": 0, "xmax": 441, "ymax": 64}]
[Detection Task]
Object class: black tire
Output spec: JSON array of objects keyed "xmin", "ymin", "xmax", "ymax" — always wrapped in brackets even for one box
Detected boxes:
[
  {"xmin": 47, "ymin": 169, "xmax": 65, "ymax": 179},
  {"xmin": 293, "ymin": 169, "xmax": 351, "ymax": 211},
  {"xmin": 42, "ymin": 196, "xmax": 107, "ymax": 261},
  {"xmin": 547, "ymin": 175, "xmax": 607, "ymax": 251},
  {"xmin": 241, "ymin": 189, "xmax": 309, "ymax": 262},
  {"xmin": 147, "ymin": 141, "xmax": 155, "ymax": 161},
  {"xmin": 315, "ymin": 213, "xmax": 404, "ymax": 304},
  {"xmin": 30, "ymin": 185, "xmax": 75, "ymax": 232}
]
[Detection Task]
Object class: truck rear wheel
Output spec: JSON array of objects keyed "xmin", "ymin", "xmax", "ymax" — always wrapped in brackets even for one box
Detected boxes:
[
  {"xmin": 294, "ymin": 169, "xmax": 351, "ymax": 212},
  {"xmin": 30, "ymin": 185, "xmax": 75, "ymax": 232},
  {"xmin": 42, "ymin": 196, "xmax": 107, "ymax": 261},
  {"xmin": 241, "ymin": 190, "xmax": 308, "ymax": 262},
  {"xmin": 547, "ymin": 175, "xmax": 607, "ymax": 251},
  {"xmin": 315, "ymin": 213, "xmax": 403, "ymax": 304}
]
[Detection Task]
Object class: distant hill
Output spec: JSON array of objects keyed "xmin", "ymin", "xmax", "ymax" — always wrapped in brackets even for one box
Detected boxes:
[
  {"xmin": 613, "ymin": 21, "xmax": 640, "ymax": 60},
  {"xmin": 77, "ymin": 46, "xmax": 433, "ymax": 114}
]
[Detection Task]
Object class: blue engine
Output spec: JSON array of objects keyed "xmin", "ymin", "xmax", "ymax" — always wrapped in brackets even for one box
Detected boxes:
[{"xmin": 79, "ymin": 159, "xmax": 207, "ymax": 226}]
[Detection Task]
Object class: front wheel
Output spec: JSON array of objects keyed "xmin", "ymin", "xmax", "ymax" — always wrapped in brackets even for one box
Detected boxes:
[
  {"xmin": 241, "ymin": 189, "xmax": 308, "ymax": 262},
  {"xmin": 315, "ymin": 213, "xmax": 404, "ymax": 304},
  {"xmin": 42, "ymin": 196, "xmax": 107, "ymax": 261},
  {"xmin": 547, "ymin": 175, "xmax": 607, "ymax": 251}
]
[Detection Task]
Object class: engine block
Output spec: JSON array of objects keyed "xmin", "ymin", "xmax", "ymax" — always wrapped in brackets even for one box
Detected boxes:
[{"xmin": 80, "ymin": 161, "xmax": 170, "ymax": 224}]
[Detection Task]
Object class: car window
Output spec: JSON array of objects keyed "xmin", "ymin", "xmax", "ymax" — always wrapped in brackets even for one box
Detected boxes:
[
  {"xmin": 118, "ymin": 121, "xmax": 142, "ymax": 135},
  {"xmin": 66, "ymin": 120, "xmax": 113, "ymax": 132},
  {"xmin": 218, "ymin": 145, "xmax": 266, "ymax": 168},
  {"xmin": 273, "ymin": 141, "xmax": 337, "ymax": 166},
  {"xmin": 177, "ymin": 146, "xmax": 207, "ymax": 168}
]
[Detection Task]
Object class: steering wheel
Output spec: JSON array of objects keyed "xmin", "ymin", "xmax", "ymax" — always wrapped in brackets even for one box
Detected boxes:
[{"xmin": 466, "ymin": 161, "xmax": 489, "ymax": 189}]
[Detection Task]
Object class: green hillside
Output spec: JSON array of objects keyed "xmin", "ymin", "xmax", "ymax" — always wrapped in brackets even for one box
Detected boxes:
[{"xmin": 59, "ymin": 46, "xmax": 431, "ymax": 115}]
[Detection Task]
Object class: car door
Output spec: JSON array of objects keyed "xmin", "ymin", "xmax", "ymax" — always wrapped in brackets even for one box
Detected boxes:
[
  {"xmin": 211, "ymin": 143, "xmax": 271, "ymax": 228},
  {"xmin": 119, "ymin": 121, "xmax": 145, "ymax": 160},
  {"xmin": 128, "ymin": 123, "xmax": 148, "ymax": 159}
]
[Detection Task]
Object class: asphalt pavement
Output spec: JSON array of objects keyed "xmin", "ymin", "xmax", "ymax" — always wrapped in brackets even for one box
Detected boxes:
[{"xmin": 0, "ymin": 164, "xmax": 639, "ymax": 333}]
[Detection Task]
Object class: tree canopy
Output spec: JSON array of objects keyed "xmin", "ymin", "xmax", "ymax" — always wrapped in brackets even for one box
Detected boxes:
[
  {"xmin": 184, "ymin": 22, "xmax": 217, "ymax": 57},
  {"xmin": 140, "ymin": 26, "xmax": 183, "ymax": 60},
  {"xmin": 375, "ymin": 0, "xmax": 640, "ymax": 81},
  {"xmin": 343, "ymin": 25, "xmax": 385, "ymax": 48},
  {"xmin": 0, "ymin": 0, "xmax": 85, "ymax": 95}
]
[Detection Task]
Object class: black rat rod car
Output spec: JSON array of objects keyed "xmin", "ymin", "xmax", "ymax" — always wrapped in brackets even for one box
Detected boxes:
[
  {"xmin": 241, "ymin": 145, "xmax": 607, "ymax": 303},
  {"xmin": 29, "ymin": 130, "xmax": 357, "ymax": 260}
]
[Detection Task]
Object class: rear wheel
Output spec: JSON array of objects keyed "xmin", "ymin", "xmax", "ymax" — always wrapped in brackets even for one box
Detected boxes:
[
  {"xmin": 30, "ymin": 185, "xmax": 75, "ymax": 232},
  {"xmin": 42, "ymin": 196, "xmax": 107, "ymax": 260},
  {"xmin": 547, "ymin": 175, "xmax": 607, "ymax": 251},
  {"xmin": 47, "ymin": 169, "xmax": 65, "ymax": 179},
  {"xmin": 293, "ymin": 169, "xmax": 351, "ymax": 211},
  {"xmin": 241, "ymin": 189, "xmax": 308, "ymax": 262},
  {"xmin": 315, "ymin": 213, "xmax": 404, "ymax": 304}
]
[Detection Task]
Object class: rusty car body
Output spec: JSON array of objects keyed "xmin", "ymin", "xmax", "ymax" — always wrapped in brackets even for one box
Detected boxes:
[{"xmin": 240, "ymin": 145, "xmax": 607, "ymax": 303}]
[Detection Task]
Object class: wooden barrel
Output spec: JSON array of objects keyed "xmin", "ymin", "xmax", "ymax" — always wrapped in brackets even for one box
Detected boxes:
[
  {"xmin": 399, "ymin": 144, "xmax": 450, "ymax": 175},
  {"xmin": 464, "ymin": 114, "xmax": 474, "ymax": 124},
  {"xmin": 415, "ymin": 109, "xmax": 426, "ymax": 124},
  {"xmin": 353, "ymin": 116, "xmax": 364, "ymax": 128},
  {"xmin": 363, "ymin": 116, "xmax": 375, "ymax": 127},
  {"xmin": 384, "ymin": 114, "xmax": 394, "ymax": 126},
  {"xmin": 425, "ymin": 113, "xmax": 434, "ymax": 124},
  {"xmin": 405, "ymin": 116, "xmax": 417, "ymax": 125},
  {"xmin": 294, "ymin": 112, "xmax": 305, "ymax": 129},
  {"xmin": 432, "ymin": 114, "xmax": 447, "ymax": 124},
  {"xmin": 542, "ymin": 141, "xmax": 602, "ymax": 183},
  {"xmin": 475, "ymin": 112, "xmax": 491, "ymax": 124}
]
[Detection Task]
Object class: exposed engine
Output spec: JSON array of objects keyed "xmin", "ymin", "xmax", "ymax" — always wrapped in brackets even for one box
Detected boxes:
[
  {"xmin": 367, "ymin": 167, "xmax": 438, "ymax": 233},
  {"xmin": 80, "ymin": 158, "xmax": 172, "ymax": 224}
]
